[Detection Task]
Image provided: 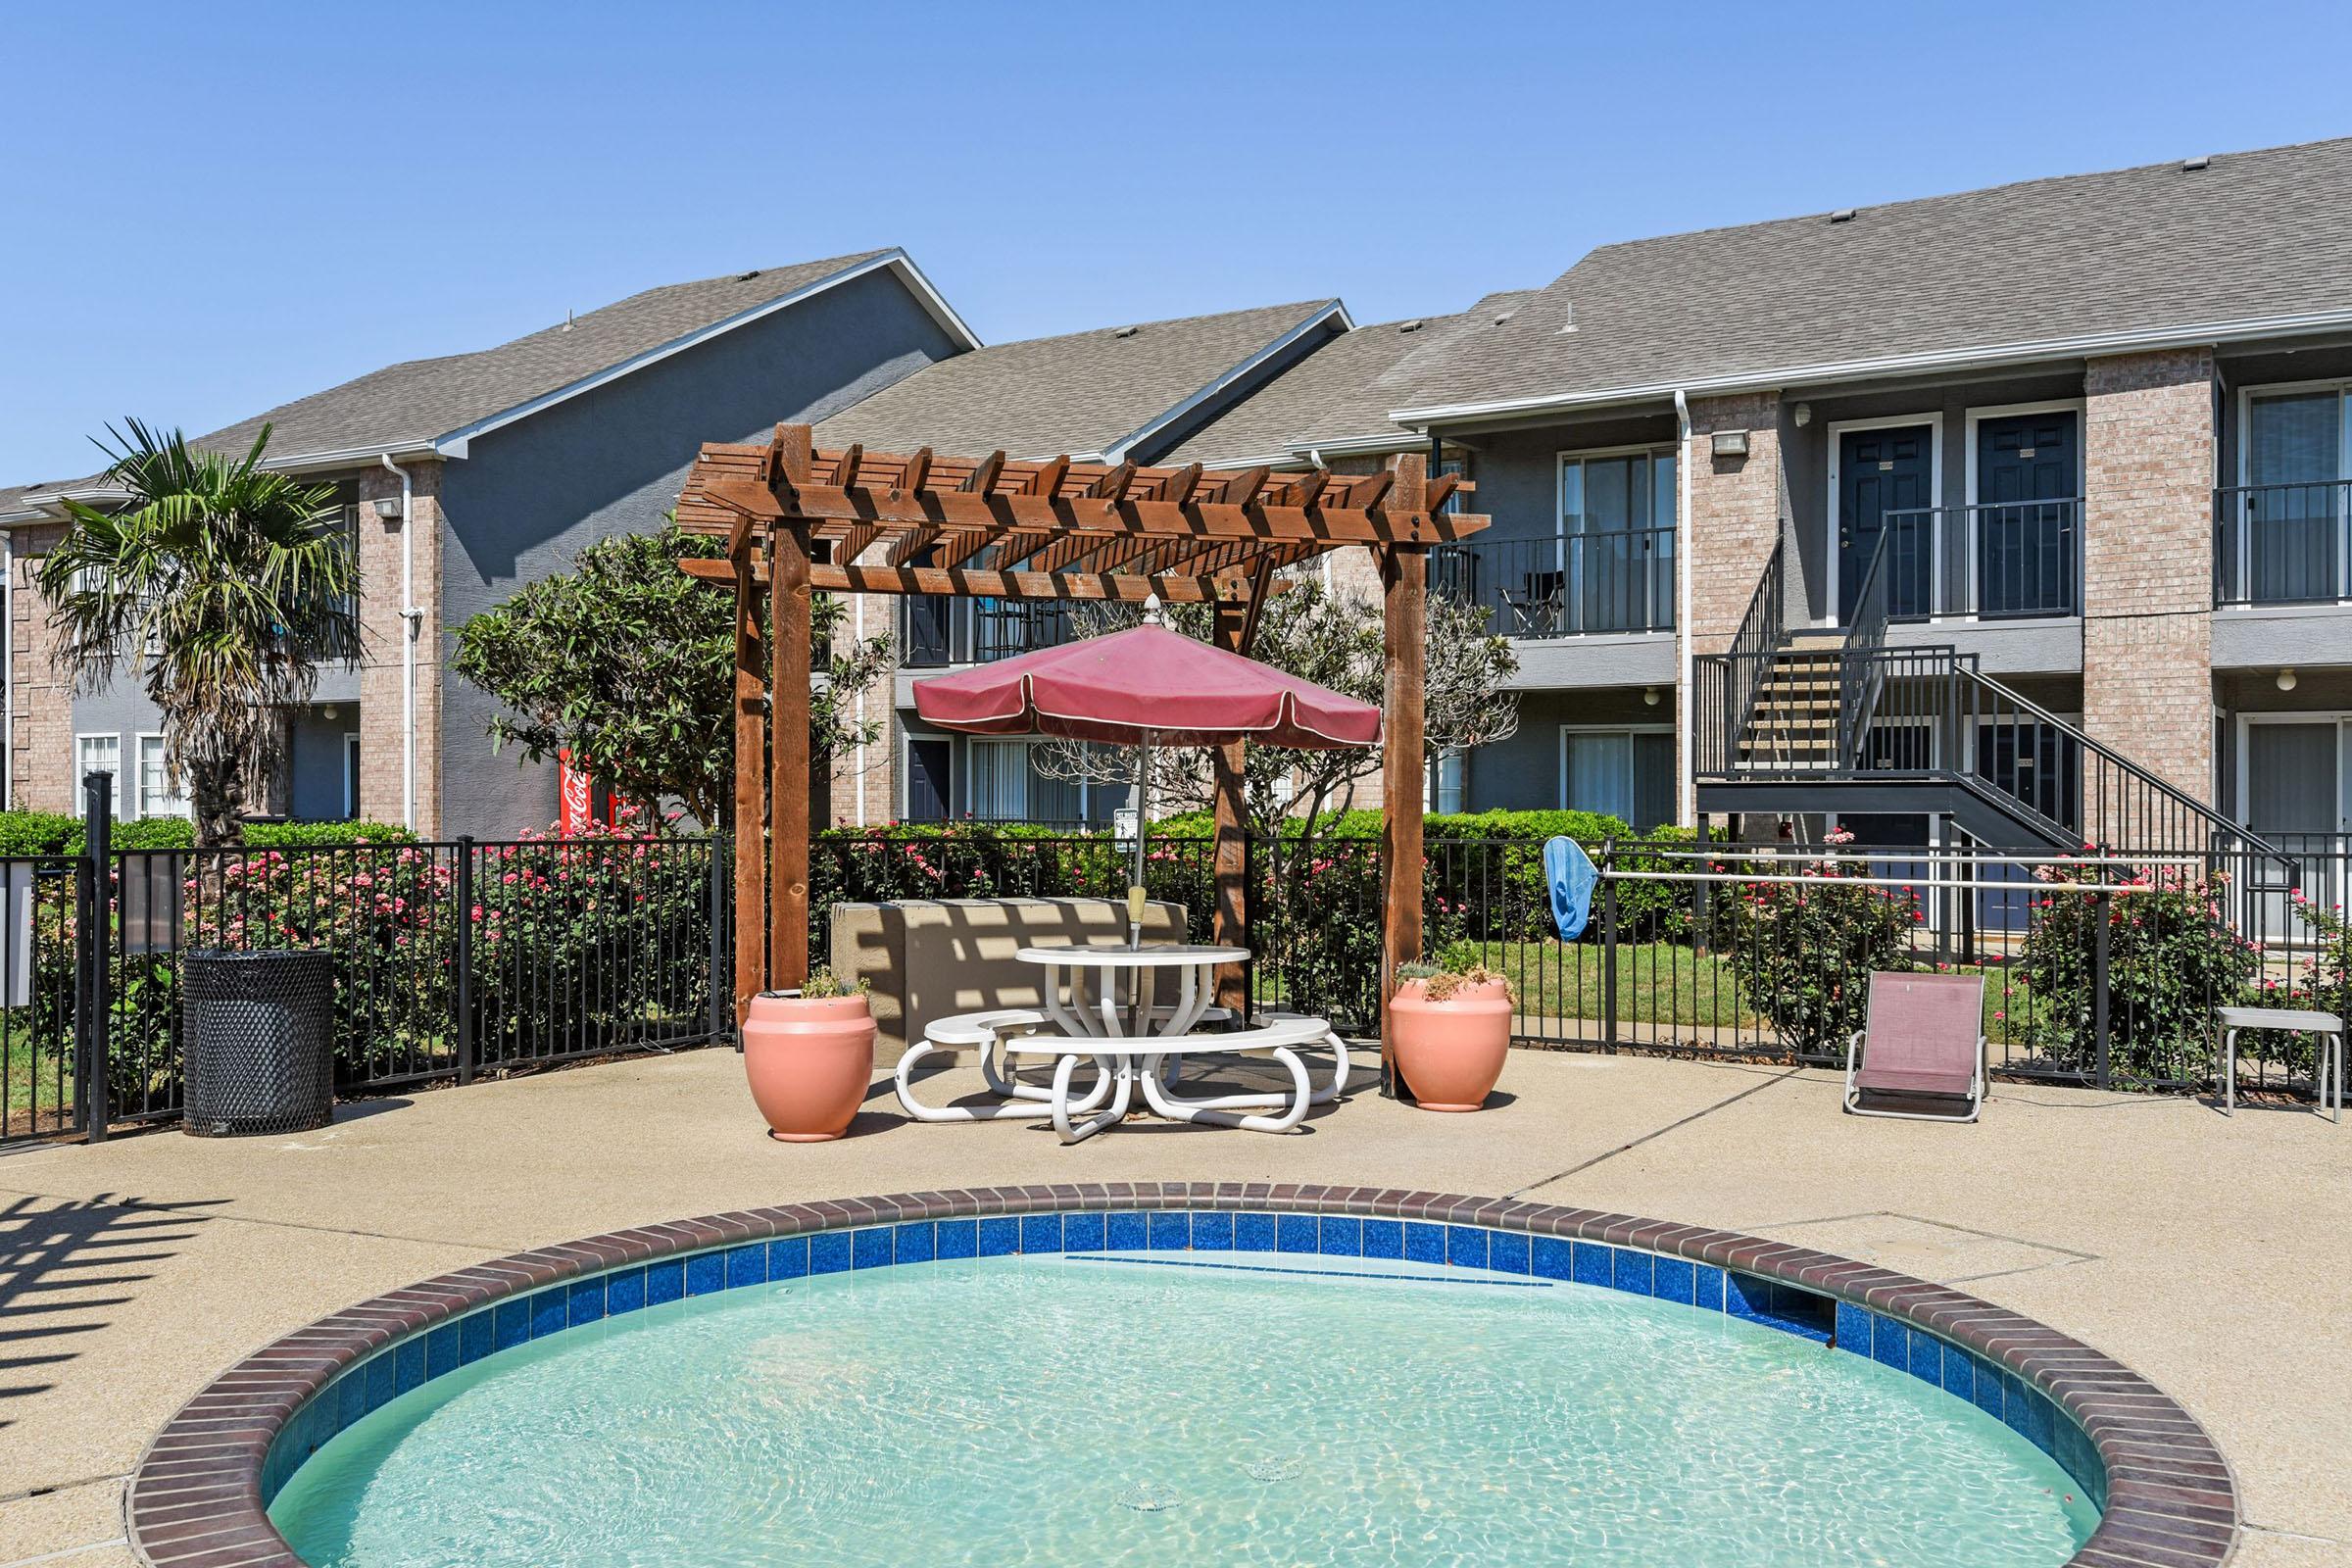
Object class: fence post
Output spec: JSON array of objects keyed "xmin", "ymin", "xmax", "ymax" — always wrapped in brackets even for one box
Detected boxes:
[
  {"xmin": 710, "ymin": 835, "xmax": 733, "ymax": 1048},
  {"xmin": 454, "ymin": 837, "xmax": 476, "ymax": 1086},
  {"xmin": 2091, "ymin": 888, "xmax": 2112, "ymax": 1090},
  {"xmin": 1600, "ymin": 838, "xmax": 1620, "ymax": 1053},
  {"xmin": 79, "ymin": 771, "xmax": 113, "ymax": 1143},
  {"xmin": 1241, "ymin": 830, "xmax": 1256, "ymax": 1024}
]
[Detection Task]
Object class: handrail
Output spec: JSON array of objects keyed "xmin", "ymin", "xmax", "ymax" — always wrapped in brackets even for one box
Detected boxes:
[
  {"xmin": 1880, "ymin": 500, "xmax": 2082, "ymax": 619},
  {"xmin": 1837, "ymin": 530, "xmax": 1894, "ymax": 765},
  {"xmin": 1429, "ymin": 527, "xmax": 1676, "ymax": 637},
  {"xmin": 1719, "ymin": 534, "xmax": 1787, "ymax": 770},
  {"xmin": 2212, "ymin": 477, "xmax": 2352, "ymax": 608}
]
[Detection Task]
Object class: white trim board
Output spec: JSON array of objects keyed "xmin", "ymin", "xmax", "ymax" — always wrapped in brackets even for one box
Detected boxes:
[{"xmin": 1825, "ymin": 413, "xmax": 1943, "ymax": 627}]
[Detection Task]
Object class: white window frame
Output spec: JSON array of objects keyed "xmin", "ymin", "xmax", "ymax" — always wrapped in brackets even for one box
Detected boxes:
[
  {"xmin": 959, "ymin": 736, "xmax": 1104, "ymax": 825},
  {"xmin": 1962, "ymin": 398, "xmax": 2086, "ymax": 620},
  {"xmin": 2234, "ymin": 709, "xmax": 2352, "ymax": 838},
  {"xmin": 1825, "ymin": 413, "xmax": 1943, "ymax": 626},
  {"xmin": 2230, "ymin": 378, "xmax": 2352, "ymax": 603},
  {"xmin": 133, "ymin": 731, "xmax": 190, "ymax": 821},
  {"xmin": 1556, "ymin": 722, "xmax": 1675, "ymax": 829},
  {"xmin": 1548, "ymin": 443, "xmax": 1679, "ymax": 641},
  {"xmin": 73, "ymin": 732, "xmax": 123, "ymax": 816}
]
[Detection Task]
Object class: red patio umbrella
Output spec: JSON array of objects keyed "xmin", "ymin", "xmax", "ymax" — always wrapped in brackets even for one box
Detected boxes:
[{"xmin": 912, "ymin": 623, "xmax": 1381, "ymax": 945}]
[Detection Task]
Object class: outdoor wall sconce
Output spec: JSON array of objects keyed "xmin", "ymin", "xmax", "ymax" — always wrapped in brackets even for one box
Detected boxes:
[
  {"xmin": 372, "ymin": 496, "xmax": 403, "ymax": 522},
  {"xmin": 1643, "ymin": 687, "xmax": 1661, "ymax": 706},
  {"xmin": 2278, "ymin": 667, "xmax": 2299, "ymax": 692},
  {"xmin": 1711, "ymin": 430, "xmax": 1749, "ymax": 459},
  {"xmin": 1792, "ymin": 403, "xmax": 1813, "ymax": 426}
]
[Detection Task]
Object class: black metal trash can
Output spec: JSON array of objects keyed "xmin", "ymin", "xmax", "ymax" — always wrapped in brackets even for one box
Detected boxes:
[{"xmin": 181, "ymin": 950, "xmax": 335, "ymax": 1136}]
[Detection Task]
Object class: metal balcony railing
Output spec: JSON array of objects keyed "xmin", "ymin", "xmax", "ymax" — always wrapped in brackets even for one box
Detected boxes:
[
  {"xmin": 1430, "ymin": 527, "xmax": 1675, "ymax": 638},
  {"xmin": 902, "ymin": 598, "xmax": 1074, "ymax": 667},
  {"xmin": 2213, "ymin": 479, "xmax": 2352, "ymax": 607},
  {"xmin": 1875, "ymin": 500, "xmax": 2081, "ymax": 619}
]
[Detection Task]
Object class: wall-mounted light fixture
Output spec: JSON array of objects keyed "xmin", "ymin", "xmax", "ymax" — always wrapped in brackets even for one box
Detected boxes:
[
  {"xmin": 2278, "ymin": 667, "xmax": 2299, "ymax": 692},
  {"xmin": 1710, "ymin": 430, "xmax": 1749, "ymax": 459},
  {"xmin": 1643, "ymin": 686, "xmax": 1660, "ymax": 707},
  {"xmin": 372, "ymin": 497, "xmax": 403, "ymax": 523},
  {"xmin": 1792, "ymin": 403, "xmax": 1813, "ymax": 426}
]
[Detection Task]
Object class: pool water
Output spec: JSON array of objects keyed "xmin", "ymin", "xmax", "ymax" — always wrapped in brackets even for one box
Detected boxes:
[{"xmin": 270, "ymin": 1251, "xmax": 2098, "ymax": 1567}]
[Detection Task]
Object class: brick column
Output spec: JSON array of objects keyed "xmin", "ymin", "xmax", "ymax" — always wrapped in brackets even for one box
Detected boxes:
[
  {"xmin": 2081, "ymin": 349, "xmax": 2216, "ymax": 807},
  {"xmin": 355, "ymin": 461, "xmax": 444, "ymax": 834},
  {"xmin": 1679, "ymin": 391, "xmax": 1786, "ymax": 824},
  {"xmin": 8, "ymin": 522, "xmax": 72, "ymax": 811}
]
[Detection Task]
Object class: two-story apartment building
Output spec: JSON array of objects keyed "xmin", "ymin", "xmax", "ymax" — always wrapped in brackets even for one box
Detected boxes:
[{"xmin": 3, "ymin": 249, "xmax": 974, "ymax": 836}]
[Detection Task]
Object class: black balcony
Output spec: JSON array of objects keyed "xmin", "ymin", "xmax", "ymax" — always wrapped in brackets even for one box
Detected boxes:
[
  {"xmin": 1876, "ymin": 500, "xmax": 2080, "ymax": 620},
  {"xmin": 1431, "ymin": 528, "xmax": 1674, "ymax": 638},
  {"xmin": 2214, "ymin": 479, "xmax": 2352, "ymax": 607},
  {"xmin": 902, "ymin": 597, "xmax": 1075, "ymax": 668}
]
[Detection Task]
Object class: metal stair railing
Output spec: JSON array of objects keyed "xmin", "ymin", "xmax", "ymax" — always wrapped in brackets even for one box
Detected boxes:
[{"xmin": 1714, "ymin": 535, "xmax": 1788, "ymax": 774}]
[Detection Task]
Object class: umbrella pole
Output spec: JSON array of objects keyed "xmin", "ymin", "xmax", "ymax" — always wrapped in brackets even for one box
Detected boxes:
[{"xmin": 1129, "ymin": 734, "xmax": 1150, "ymax": 949}]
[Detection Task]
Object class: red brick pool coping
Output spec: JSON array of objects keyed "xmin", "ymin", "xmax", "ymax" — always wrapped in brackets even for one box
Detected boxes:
[{"xmin": 126, "ymin": 1183, "xmax": 2236, "ymax": 1568}]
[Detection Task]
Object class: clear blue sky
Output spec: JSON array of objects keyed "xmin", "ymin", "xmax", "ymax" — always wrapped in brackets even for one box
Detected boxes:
[{"xmin": 6, "ymin": 0, "xmax": 2349, "ymax": 482}]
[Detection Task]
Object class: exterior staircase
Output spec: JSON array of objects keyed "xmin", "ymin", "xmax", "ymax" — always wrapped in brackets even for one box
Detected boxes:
[{"xmin": 1695, "ymin": 535, "xmax": 2281, "ymax": 860}]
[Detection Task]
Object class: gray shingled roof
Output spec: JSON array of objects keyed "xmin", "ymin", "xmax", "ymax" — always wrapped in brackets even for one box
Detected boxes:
[
  {"xmin": 1168, "ymin": 290, "xmax": 1535, "ymax": 465},
  {"xmin": 14, "ymin": 250, "xmax": 939, "ymax": 501},
  {"xmin": 1401, "ymin": 137, "xmax": 2352, "ymax": 416},
  {"xmin": 813, "ymin": 299, "xmax": 1344, "ymax": 459}
]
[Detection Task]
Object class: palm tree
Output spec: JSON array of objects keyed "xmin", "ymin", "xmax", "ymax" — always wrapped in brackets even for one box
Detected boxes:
[{"xmin": 37, "ymin": 420, "xmax": 358, "ymax": 846}]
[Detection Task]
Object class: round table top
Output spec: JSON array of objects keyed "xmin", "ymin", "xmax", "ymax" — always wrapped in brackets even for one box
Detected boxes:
[{"xmin": 1015, "ymin": 943, "xmax": 1250, "ymax": 967}]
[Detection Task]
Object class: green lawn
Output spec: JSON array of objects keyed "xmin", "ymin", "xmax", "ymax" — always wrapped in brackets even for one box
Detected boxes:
[{"xmin": 1442, "ymin": 940, "xmax": 1757, "ymax": 1028}]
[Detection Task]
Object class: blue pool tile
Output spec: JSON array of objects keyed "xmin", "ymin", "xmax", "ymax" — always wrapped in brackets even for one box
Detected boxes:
[
  {"xmin": 1570, "ymin": 1241, "xmax": 1613, "ymax": 1289},
  {"xmin": 1104, "ymin": 1212, "xmax": 1146, "ymax": 1251},
  {"xmin": 1403, "ymin": 1222, "xmax": 1446, "ymax": 1265},
  {"xmin": 1278, "ymin": 1214, "xmax": 1319, "ymax": 1253},
  {"xmin": 1725, "ymin": 1271, "xmax": 1772, "ymax": 1324},
  {"xmin": 1234, "ymin": 1213, "xmax": 1276, "ymax": 1252},
  {"xmin": 1611, "ymin": 1249, "xmax": 1654, "ymax": 1296},
  {"xmin": 1969, "ymin": 1352, "xmax": 2004, "ymax": 1417},
  {"xmin": 1058, "ymin": 1213, "xmax": 1103, "ymax": 1252},
  {"xmin": 685, "ymin": 1251, "xmax": 726, "ymax": 1296},
  {"xmin": 1651, "ymin": 1255, "xmax": 1693, "ymax": 1303},
  {"xmin": 1906, "ymin": 1330, "xmax": 1942, "ymax": 1385},
  {"xmin": 645, "ymin": 1258, "xmax": 686, "ymax": 1303},
  {"xmin": 893, "ymin": 1223, "xmax": 935, "ymax": 1264},
  {"xmin": 364, "ymin": 1351, "xmax": 396, "ymax": 1411},
  {"xmin": 1692, "ymin": 1263, "xmax": 1726, "ymax": 1310},
  {"xmin": 460, "ymin": 1309, "xmax": 493, "ymax": 1364},
  {"xmin": 1150, "ymin": 1212, "xmax": 1191, "ymax": 1251},
  {"xmin": 1769, "ymin": 1284, "xmax": 1834, "ymax": 1344},
  {"xmin": 1531, "ymin": 1237, "xmax": 1573, "ymax": 1280},
  {"xmin": 727, "ymin": 1244, "xmax": 767, "ymax": 1289},
  {"xmin": 425, "ymin": 1323, "xmax": 461, "ymax": 1379},
  {"xmin": 852, "ymin": 1228, "xmax": 894, "ymax": 1269},
  {"xmin": 531, "ymin": 1288, "xmax": 568, "ymax": 1339},
  {"xmin": 1836, "ymin": 1301, "xmax": 1873, "ymax": 1353},
  {"xmin": 808, "ymin": 1232, "xmax": 852, "ymax": 1275},
  {"xmin": 394, "ymin": 1338, "xmax": 426, "ymax": 1396},
  {"xmin": 1940, "ymin": 1343, "xmax": 1975, "ymax": 1401},
  {"xmin": 1489, "ymin": 1232, "xmax": 1530, "ymax": 1276},
  {"xmin": 935, "ymin": 1220, "xmax": 977, "ymax": 1260},
  {"xmin": 1319, "ymin": 1216, "xmax": 1362, "ymax": 1257},
  {"xmin": 1446, "ymin": 1226, "xmax": 1489, "ymax": 1269},
  {"xmin": 492, "ymin": 1298, "xmax": 530, "ymax": 1351},
  {"xmin": 1191, "ymin": 1212, "xmax": 1235, "ymax": 1251},
  {"xmin": 567, "ymin": 1277, "xmax": 606, "ymax": 1326},
  {"xmin": 978, "ymin": 1217, "xmax": 1020, "ymax": 1257},
  {"xmin": 1361, "ymin": 1218, "xmax": 1402, "ymax": 1259},
  {"xmin": 2005, "ymin": 1378, "xmax": 2055, "ymax": 1454},
  {"xmin": 765, "ymin": 1238, "xmax": 808, "ymax": 1280},
  {"xmin": 336, "ymin": 1369, "xmax": 368, "ymax": 1431},
  {"xmin": 606, "ymin": 1265, "xmax": 646, "ymax": 1315},
  {"xmin": 1025, "ymin": 1214, "xmax": 1068, "ymax": 1253},
  {"xmin": 1871, "ymin": 1314, "xmax": 1909, "ymax": 1370}
]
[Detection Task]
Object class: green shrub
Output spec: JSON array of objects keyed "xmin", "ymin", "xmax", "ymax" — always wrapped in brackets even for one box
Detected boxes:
[
  {"xmin": 1720, "ymin": 831, "xmax": 1918, "ymax": 1057},
  {"xmin": 0, "ymin": 809, "xmax": 415, "ymax": 858},
  {"xmin": 0, "ymin": 810, "xmax": 79, "ymax": 857}
]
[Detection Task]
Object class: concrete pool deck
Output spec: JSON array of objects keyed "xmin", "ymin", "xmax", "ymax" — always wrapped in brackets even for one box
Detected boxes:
[{"xmin": 1, "ymin": 1047, "xmax": 2344, "ymax": 1567}]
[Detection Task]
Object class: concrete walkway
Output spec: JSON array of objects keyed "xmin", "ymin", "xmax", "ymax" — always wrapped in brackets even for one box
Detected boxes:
[{"xmin": 2, "ymin": 1047, "xmax": 2344, "ymax": 1567}]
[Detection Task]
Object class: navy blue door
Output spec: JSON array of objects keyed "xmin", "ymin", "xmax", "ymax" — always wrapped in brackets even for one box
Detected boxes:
[
  {"xmin": 1975, "ymin": 412, "xmax": 2079, "ymax": 615},
  {"xmin": 1838, "ymin": 425, "xmax": 1935, "ymax": 621},
  {"xmin": 906, "ymin": 740, "xmax": 953, "ymax": 821}
]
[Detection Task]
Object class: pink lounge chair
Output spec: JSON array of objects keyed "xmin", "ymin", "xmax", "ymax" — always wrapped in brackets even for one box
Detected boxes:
[{"xmin": 1843, "ymin": 971, "xmax": 1987, "ymax": 1122}]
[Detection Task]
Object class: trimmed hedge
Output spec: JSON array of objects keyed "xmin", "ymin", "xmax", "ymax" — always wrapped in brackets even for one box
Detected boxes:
[{"xmin": 0, "ymin": 810, "xmax": 416, "ymax": 858}]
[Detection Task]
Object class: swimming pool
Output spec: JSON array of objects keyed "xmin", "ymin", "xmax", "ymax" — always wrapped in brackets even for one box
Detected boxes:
[{"xmin": 132, "ymin": 1187, "xmax": 2234, "ymax": 1568}]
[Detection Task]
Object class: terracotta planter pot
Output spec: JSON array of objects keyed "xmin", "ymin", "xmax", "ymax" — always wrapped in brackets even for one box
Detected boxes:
[
  {"xmin": 742, "ymin": 992, "xmax": 876, "ymax": 1143},
  {"xmin": 1390, "ymin": 978, "xmax": 1511, "ymax": 1112}
]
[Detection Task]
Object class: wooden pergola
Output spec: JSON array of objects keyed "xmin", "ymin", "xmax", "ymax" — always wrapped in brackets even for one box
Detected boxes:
[{"xmin": 674, "ymin": 421, "xmax": 1489, "ymax": 1056}]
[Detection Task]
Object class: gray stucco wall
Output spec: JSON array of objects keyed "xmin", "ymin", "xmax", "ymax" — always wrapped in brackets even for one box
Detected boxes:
[
  {"xmin": 435, "ymin": 267, "xmax": 963, "ymax": 838},
  {"xmin": 1464, "ymin": 412, "xmax": 1679, "ymax": 545},
  {"xmin": 1464, "ymin": 686, "xmax": 1675, "ymax": 815},
  {"xmin": 69, "ymin": 683, "xmax": 352, "ymax": 822}
]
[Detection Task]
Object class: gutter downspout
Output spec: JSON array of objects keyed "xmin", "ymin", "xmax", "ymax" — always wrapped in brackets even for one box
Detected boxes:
[
  {"xmin": 1673, "ymin": 389, "xmax": 1695, "ymax": 828},
  {"xmin": 380, "ymin": 454, "xmax": 417, "ymax": 831}
]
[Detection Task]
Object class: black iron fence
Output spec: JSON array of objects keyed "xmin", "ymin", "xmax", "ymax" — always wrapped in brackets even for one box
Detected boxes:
[
  {"xmin": 6, "ymin": 777, "xmax": 729, "ymax": 1148},
  {"xmin": 1878, "ymin": 500, "xmax": 2082, "ymax": 619},
  {"xmin": 1431, "ymin": 528, "xmax": 1676, "ymax": 638},
  {"xmin": 2214, "ymin": 478, "xmax": 2352, "ymax": 607}
]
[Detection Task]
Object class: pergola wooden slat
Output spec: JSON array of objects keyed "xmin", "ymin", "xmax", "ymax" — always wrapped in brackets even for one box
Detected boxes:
[{"xmin": 676, "ymin": 421, "xmax": 1489, "ymax": 1079}]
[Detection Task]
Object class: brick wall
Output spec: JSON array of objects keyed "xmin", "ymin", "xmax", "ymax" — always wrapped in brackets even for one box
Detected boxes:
[
  {"xmin": 2082, "ymin": 349, "xmax": 2215, "ymax": 805},
  {"xmin": 354, "ymin": 461, "xmax": 444, "ymax": 834},
  {"xmin": 8, "ymin": 522, "xmax": 71, "ymax": 810},
  {"xmin": 1683, "ymin": 391, "xmax": 1785, "ymax": 653},
  {"xmin": 829, "ymin": 570, "xmax": 900, "ymax": 826}
]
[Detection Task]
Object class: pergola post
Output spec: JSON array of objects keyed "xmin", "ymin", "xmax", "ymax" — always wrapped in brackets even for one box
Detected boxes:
[
  {"xmin": 1209, "ymin": 597, "xmax": 1252, "ymax": 1016},
  {"xmin": 730, "ymin": 541, "xmax": 765, "ymax": 1025},
  {"xmin": 1379, "ymin": 455, "xmax": 1429, "ymax": 1097},
  {"xmin": 768, "ymin": 426, "xmax": 815, "ymax": 993}
]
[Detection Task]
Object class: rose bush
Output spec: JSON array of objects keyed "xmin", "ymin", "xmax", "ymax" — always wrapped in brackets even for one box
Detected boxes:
[{"xmin": 1720, "ymin": 829, "xmax": 1919, "ymax": 1058}]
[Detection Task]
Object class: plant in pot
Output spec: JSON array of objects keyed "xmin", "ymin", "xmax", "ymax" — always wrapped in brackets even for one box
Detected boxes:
[
  {"xmin": 1389, "ymin": 958, "xmax": 1514, "ymax": 1112},
  {"xmin": 742, "ymin": 970, "xmax": 876, "ymax": 1143}
]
